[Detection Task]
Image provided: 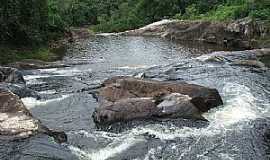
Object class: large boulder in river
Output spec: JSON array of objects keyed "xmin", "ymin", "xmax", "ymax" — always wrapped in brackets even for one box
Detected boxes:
[
  {"xmin": 99, "ymin": 77, "xmax": 223, "ymax": 109},
  {"xmin": 93, "ymin": 77, "xmax": 223, "ymax": 124},
  {"xmin": 0, "ymin": 89, "xmax": 67, "ymax": 143}
]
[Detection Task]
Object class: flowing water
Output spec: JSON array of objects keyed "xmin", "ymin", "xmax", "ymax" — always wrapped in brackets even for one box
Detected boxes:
[{"xmin": 9, "ymin": 36, "xmax": 270, "ymax": 160}]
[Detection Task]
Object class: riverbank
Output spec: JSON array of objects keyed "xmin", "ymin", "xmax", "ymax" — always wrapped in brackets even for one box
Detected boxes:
[
  {"xmin": 0, "ymin": 46, "xmax": 59, "ymax": 65},
  {"xmin": 0, "ymin": 27, "xmax": 94, "ymax": 66}
]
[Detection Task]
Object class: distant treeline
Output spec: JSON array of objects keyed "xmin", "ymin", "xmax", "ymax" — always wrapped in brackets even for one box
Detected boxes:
[{"xmin": 1, "ymin": 0, "xmax": 269, "ymax": 45}]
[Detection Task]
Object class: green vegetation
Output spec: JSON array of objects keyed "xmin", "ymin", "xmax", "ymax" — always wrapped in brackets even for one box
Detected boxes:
[
  {"xmin": 2, "ymin": 0, "xmax": 269, "ymax": 41},
  {"xmin": 45, "ymin": 0, "xmax": 270, "ymax": 32},
  {"xmin": 1, "ymin": 0, "xmax": 270, "ymax": 40},
  {"xmin": 0, "ymin": 46, "xmax": 57, "ymax": 64},
  {"xmin": 0, "ymin": 0, "xmax": 49, "ymax": 45},
  {"xmin": 0, "ymin": 0, "xmax": 269, "ymax": 64}
]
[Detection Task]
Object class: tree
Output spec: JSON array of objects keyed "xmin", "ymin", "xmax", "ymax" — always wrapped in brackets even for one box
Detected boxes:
[{"xmin": 0, "ymin": 0, "xmax": 49, "ymax": 45}]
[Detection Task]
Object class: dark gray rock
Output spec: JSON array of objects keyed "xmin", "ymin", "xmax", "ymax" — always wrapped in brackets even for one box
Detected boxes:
[
  {"xmin": 93, "ymin": 77, "xmax": 223, "ymax": 124},
  {"xmin": 156, "ymin": 93, "xmax": 206, "ymax": 120},
  {"xmin": 0, "ymin": 67, "xmax": 25, "ymax": 84},
  {"xmin": 0, "ymin": 66, "xmax": 40, "ymax": 99}
]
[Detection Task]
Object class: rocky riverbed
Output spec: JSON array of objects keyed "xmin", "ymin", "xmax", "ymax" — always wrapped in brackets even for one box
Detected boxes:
[{"xmin": 1, "ymin": 32, "xmax": 270, "ymax": 159}]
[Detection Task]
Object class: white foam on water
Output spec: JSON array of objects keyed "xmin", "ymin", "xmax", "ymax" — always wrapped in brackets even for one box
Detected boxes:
[
  {"xmin": 143, "ymin": 148, "xmax": 157, "ymax": 160},
  {"xmin": 37, "ymin": 68, "xmax": 58, "ymax": 72},
  {"xmin": 205, "ymin": 83, "xmax": 258, "ymax": 125},
  {"xmin": 39, "ymin": 68, "xmax": 88, "ymax": 76},
  {"xmin": 69, "ymin": 130, "xmax": 120, "ymax": 141},
  {"xmin": 24, "ymin": 68, "xmax": 90, "ymax": 82},
  {"xmin": 26, "ymin": 78, "xmax": 46, "ymax": 85},
  {"xmin": 69, "ymin": 137, "xmax": 144, "ymax": 160},
  {"xmin": 218, "ymin": 153, "xmax": 234, "ymax": 160},
  {"xmin": 38, "ymin": 89, "xmax": 57, "ymax": 94},
  {"xmin": 24, "ymin": 75, "xmax": 51, "ymax": 81},
  {"xmin": 122, "ymin": 82, "xmax": 261, "ymax": 141},
  {"xmin": 117, "ymin": 65, "xmax": 151, "ymax": 70},
  {"xmin": 70, "ymin": 82, "xmax": 264, "ymax": 160},
  {"xmin": 22, "ymin": 95, "xmax": 71, "ymax": 109}
]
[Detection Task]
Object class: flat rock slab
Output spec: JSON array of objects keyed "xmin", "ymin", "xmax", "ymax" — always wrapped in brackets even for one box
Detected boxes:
[
  {"xmin": 7, "ymin": 59, "xmax": 69, "ymax": 70},
  {"xmin": 197, "ymin": 48, "xmax": 270, "ymax": 70},
  {"xmin": 93, "ymin": 77, "xmax": 223, "ymax": 124}
]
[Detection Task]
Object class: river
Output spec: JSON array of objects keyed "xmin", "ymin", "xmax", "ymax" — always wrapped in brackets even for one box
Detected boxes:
[{"xmin": 12, "ymin": 36, "xmax": 270, "ymax": 160}]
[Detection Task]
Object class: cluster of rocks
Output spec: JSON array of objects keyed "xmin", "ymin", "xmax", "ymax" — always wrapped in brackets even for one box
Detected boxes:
[
  {"xmin": 121, "ymin": 18, "xmax": 270, "ymax": 49},
  {"xmin": 197, "ymin": 48, "xmax": 270, "ymax": 70},
  {"xmin": 0, "ymin": 67, "xmax": 67, "ymax": 143},
  {"xmin": 0, "ymin": 67, "xmax": 39, "ymax": 98},
  {"xmin": 92, "ymin": 77, "xmax": 223, "ymax": 124}
]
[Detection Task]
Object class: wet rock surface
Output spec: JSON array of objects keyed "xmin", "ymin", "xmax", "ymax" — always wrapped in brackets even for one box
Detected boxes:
[
  {"xmin": 0, "ymin": 67, "xmax": 39, "ymax": 98},
  {"xmin": 93, "ymin": 77, "xmax": 223, "ymax": 124},
  {"xmin": 0, "ymin": 67, "xmax": 25, "ymax": 84},
  {"xmin": 197, "ymin": 48, "xmax": 270, "ymax": 71},
  {"xmin": 0, "ymin": 89, "xmax": 66, "ymax": 143},
  {"xmin": 7, "ymin": 59, "xmax": 69, "ymax": 70}
]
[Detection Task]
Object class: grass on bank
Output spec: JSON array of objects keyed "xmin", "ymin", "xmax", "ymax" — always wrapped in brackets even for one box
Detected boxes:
[{"xmin": 0, "ymin": 46, "xmax": 65, "ymax": 65}]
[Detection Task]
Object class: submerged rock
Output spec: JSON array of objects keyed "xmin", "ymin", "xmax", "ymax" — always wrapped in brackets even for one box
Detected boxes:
[
  {"xmin": 93, "ymin": 77, "xmax": 223, "ymax": 124},
  {"xmin": 0, "ymin": 89, "xmax": 67, "ymax": 143}
]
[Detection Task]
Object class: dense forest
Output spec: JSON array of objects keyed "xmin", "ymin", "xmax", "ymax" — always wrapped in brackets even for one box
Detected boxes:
[
  {"xmin": 1, "ymin": 0, "xmax": 270, "ymax": 45},
  {"xmin": 0, "ymin": 0, "xmax": 269, "ymax": 63}
]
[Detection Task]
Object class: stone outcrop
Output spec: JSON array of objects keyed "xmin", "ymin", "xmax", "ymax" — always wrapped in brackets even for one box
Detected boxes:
[
  {"xmin": 122, "ymin": 18, "xmax": 270, "ymax": 49},
  {"xmin": 0, "ymin": 67, "xmax": 25, "ymax": 84},
  {"xmin": 0, "ymin": 66, "xmax": 39, "ymax": 98},
  {"xmin": 93, "ymin": 77, "xmax": 223, "ymax": 124},
  {"xmin": 197, "ymin": 48, "xmax": 270, "ymax": 70},
  {"xmin": 0, "ymin": 89, "xmax": 67, "ymax": 143}
]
